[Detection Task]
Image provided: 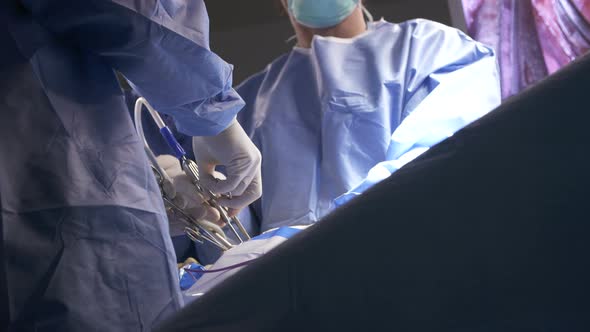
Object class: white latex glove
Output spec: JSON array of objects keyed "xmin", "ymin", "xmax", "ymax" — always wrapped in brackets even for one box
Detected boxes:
[
  {"xmin": 192, "ymin": 118, "xmax": 262, "ymax": 216},
  {"xmin": 156, "ymin": 155, "xmax": 223, "ymax": 236}
]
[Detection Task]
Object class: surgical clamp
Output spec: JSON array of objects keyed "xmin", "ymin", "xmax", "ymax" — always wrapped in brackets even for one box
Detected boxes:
[
  {"xmin": 134, "ymin": 97, "xmax": 251, "ymax": 248},
  {"xmin": 152, "ymin": 164, "xmax": 233, "ymax": 251}
]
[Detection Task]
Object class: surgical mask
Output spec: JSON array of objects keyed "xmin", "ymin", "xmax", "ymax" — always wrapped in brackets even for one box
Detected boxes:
[{"xmin": 287, "ymin": 0, "xmax": 361, "ymax": 29}]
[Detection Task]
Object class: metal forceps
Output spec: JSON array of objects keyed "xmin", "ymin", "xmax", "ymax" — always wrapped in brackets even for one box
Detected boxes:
[
  {"xmin": 152, "ymin": 165, "xmax": 233, "ymax": 251},
  {"xmin": 180, "ymin": 157, "xmax": 251, "ymax": 244},
  {"xmin": 134, "ymin": 97, "xmax": 251, "ymax": 249}
]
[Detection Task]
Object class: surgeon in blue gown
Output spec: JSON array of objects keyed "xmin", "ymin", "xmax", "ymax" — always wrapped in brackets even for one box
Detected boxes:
[
  {"xmin": 236, "ymin": 0, "xmax": 502, "ymax": 232},
  {"xmin": 0, "ymin": 1, "xmax": 261, "ymax": 331}
]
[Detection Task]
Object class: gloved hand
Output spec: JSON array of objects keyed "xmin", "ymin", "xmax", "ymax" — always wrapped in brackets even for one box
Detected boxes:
[
  {"xmin": 192, "ymin": 118, "xmax": 262, "ymax": 216},
  {"xmin": 156, "ymin": 155, "xmax": 223, "ymax": 236}
]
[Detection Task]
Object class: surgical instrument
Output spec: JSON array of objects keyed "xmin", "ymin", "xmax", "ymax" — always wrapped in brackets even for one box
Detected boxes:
[{"xmin": 134, "ymin": 97, "xmax": 251, "ymax": 249}]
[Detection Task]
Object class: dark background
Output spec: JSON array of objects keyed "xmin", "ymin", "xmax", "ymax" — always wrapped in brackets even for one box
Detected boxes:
[{"xmin": 204, "ymin": 0, "xmax": 465, "ymax": 84}]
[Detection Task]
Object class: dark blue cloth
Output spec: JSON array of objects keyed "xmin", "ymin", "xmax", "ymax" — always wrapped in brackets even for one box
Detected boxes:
[{"xmin": 0, "ymin": 0, "xmax": 242, "ymax": 330}]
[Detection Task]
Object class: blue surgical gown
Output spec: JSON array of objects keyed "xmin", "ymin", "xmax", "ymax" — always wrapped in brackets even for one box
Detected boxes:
[
  {"xmin": 0, "ymin": 1, "xmax": 243, "ymax": 331},
  {"xmin": 237, "ymin": 19, "xmax": 501, "ymax": 232}
]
